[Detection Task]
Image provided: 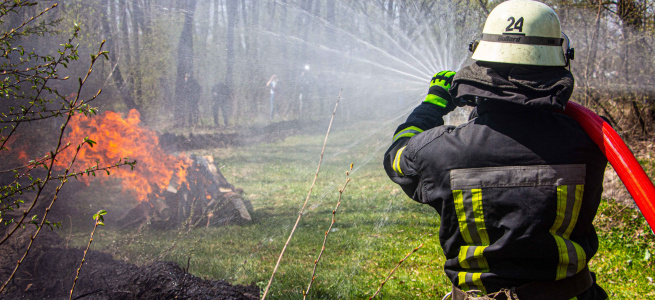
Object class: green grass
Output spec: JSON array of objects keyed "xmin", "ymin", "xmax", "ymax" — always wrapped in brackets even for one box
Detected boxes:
[
  {"xmin": 593, "ymin": 199, "xmax": 655, "ymax": 299},
  {"xmin": 68, "ymin": 120, "xmax": 655, "ymax": 299}
]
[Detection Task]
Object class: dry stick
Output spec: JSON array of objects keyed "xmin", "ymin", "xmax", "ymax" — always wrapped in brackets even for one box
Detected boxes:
[
  {"xmin": 174, "ymin": 257, "xmax": 192, "ymax": 299},
  {"xmin": 69, "ymin": 212, "xmax": 105, "ymax": 300},
  {"xmin": 304, "ymin": 163, "xmax": 353, "ymax": 299},
  {"xmin": 261, "ymin": 91, "xmax": 342, "ymax": 300},
  {"xmin": 369, "ymin": 244, "xmax": 424, "ymax": 300}
]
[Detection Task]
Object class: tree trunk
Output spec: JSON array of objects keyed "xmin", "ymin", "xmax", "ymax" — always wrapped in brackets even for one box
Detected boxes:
[
  {"xmin": 174, "ymin": 0, "xmax": 197, "ymax": 127},
  {"xmin": 120, "ymin": 0, "xmax": 138, "ymax": 110},
  {"xmin": 386, "ymin": 0, "xmax": 394, "ymax": 35},
  {"xmin": 327, "ymin": 0, "xmax": 336, "ymax": 24},
  {"xmin": 326, "ymin": 0, "xmax": 336, "ymax": 45},
  {"xmin": 250, "ymin": 0, "xmax": 261, "ymax": 115},
  {"xmin": 225, "ymin": 0, "xmax": 237, "ymax": 123},
  {"xmin": 102, "ymin": 0, "xmax": 138, "ymax": 112},
  {"xmin": 131, "ymin": 0, "xmax": 144, "ymax": 116}
]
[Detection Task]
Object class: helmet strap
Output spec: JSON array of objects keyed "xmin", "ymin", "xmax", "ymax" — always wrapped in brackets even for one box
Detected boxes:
[{"xmin": 469, "ymin": 38, "xmax": 480, "ymax": 53}]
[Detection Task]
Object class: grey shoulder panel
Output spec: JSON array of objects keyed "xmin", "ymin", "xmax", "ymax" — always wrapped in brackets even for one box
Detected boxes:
[{"xmin": 450, "ymin": 164, "xmax": 586, "ymax": 190}]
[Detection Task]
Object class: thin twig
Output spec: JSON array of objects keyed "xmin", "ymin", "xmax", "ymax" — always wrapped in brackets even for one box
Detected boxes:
[
  {"xmin": 0, "ymin": 156, "xmax": 125, "ymax": 205},
  {"xmin": 71, "ymin": 289, "xmax": 103, "ymax": 300},
  {"xmin": 0, "ymin": 7, "xmax": 76, "ymax": 152},
  {"xmin": 261, "ymin": 90, "xmax": 342, "ymax": 300},
  {"xmin": 1, "ymin": 3, "xmax": 58, "ymax": 42},
  {"xmin": 174, "ymin": 256, "xmax": 192, "ymax": 299},
  {"xmin": 0, "ymin": 43, "xmax": 109, "ymax": 293},
  {"xmin": 0, "ymin": 41, "xmax": 107, "ymax": 249},
  {"xmin": 369, "ymin": 243, "xmax": 424, "ymax": 299},
  {"xmin": 66, "ymin": 215, "xmax": 73, "ymax": 249},
  {"xmin": 69, "ymin": 211, "xmax": 106, "ymax": 300},
  {"xmin": 0, "ymin": 139, "xmax": 85, "ymax": 293},
  {"xmin": 304, "ymin": 163, "xmax": 353, "ymax": 299}
]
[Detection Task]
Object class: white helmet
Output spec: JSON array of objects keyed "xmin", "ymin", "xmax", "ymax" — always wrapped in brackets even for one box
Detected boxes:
[{"xmin": 470, "ymin": 0, "xmax": 574, "ymax": 66}]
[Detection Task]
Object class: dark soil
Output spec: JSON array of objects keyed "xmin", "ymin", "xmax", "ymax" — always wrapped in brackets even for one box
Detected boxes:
[{"xmin": 0, "ymin": 228, "xmax": 259, "ymax": 300}]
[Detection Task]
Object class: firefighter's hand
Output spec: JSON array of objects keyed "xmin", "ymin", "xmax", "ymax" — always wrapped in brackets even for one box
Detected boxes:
[{"xmin": 424, "ymin": 70, "xmax": 457, "ymax": 113}]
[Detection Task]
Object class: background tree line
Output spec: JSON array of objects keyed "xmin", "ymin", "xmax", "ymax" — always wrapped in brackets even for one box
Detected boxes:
[{"xmin": 4, "ymin": 0, "xmax": 654, "ymax": 137}]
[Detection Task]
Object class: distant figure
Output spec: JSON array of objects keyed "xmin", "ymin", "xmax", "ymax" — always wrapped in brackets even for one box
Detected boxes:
[
  {"xmin": 266, "ymin": 74, "xmax": 278, "ymax": 119},
  {"xmin": 298, "ymin": 65, "xmax": 310, "ymax": 117},
  {"xmin": 182, "ymin": 73, "xmax": 201, "ymax": 126},
  {"xmin": 211, "ymin": 82, "xmax": 231, "ymax": 127}
]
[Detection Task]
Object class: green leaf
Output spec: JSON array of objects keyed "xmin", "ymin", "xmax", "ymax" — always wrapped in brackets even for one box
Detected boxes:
[
  {"xmin": 94, "ymin": 210, "xmax": 107, "ymax": 223},
  {"xmin": 645, "ymin": 249, "xmax": 652, "ymax": 261},
  {"xmin": 84, "ymin": 138, "xmax": 96, "ymax": 147}
]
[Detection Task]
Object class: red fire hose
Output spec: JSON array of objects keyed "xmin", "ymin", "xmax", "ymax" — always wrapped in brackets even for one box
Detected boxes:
[{"xmin": 563, "ymin": 101, "xmax": 655, "ymax": 231}]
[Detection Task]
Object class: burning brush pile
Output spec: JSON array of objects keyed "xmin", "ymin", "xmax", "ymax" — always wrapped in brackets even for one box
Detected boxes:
[
  {"xmin": 0, "ymin": 109, "xmax": 258, "ymax": 299},
  {"xmin": 56, "ymin": 109, "xmax": 253, "ymax": 229}
]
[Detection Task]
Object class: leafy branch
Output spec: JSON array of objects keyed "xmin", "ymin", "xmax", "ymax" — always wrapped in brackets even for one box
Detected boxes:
[
  {"xmin": 0, "ymin": 2, "xmax": 131, "ymax": 293},
  {"xmin": 0, "ymin": 39, "xmax": 110, "ymax": 245},
  {"xmin": 68, "ymin": 210, "xmax": 106, "ymax": 300}
]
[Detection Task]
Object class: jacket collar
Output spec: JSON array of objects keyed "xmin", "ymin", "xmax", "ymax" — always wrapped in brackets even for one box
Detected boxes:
[{"xmin": 449, "ymin": 62, "xmax": 574, "ymax": 113}]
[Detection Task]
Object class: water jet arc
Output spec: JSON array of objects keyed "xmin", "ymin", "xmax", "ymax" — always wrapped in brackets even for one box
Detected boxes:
[{"xmin": 563, "ymin": 101, "xmax": 655, "ymax": 231}]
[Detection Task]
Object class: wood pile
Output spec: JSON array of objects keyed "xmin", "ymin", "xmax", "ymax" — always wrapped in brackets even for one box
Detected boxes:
[{"xmin": 119, "ymin": 155, "xmax": 252, "ymax": 230}]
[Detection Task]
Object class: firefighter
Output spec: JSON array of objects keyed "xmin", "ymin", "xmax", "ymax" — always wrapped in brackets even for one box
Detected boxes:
[
  {"xmin": 211, "ymin": 81, "xmax": 231, "ymax": 127},
  {"xmin": 383, "ymin": 1, "xmax": 608, "ymax": 299}
]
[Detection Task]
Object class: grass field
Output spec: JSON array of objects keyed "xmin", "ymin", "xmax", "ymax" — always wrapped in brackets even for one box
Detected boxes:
[{"xmin": 71, "ymin": 118, "xmax": 655, "ymax": 299}]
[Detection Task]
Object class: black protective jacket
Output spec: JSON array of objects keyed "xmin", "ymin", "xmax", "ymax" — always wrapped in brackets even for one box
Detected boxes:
[{"xmin": 383, "ymin": 62, "xmax": 608, "ymax": 299}]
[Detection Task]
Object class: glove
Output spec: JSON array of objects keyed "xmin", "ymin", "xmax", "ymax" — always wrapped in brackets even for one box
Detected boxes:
[{"xmin": 424, "ymin": 70, "xmax": 456, "ymax": 113}]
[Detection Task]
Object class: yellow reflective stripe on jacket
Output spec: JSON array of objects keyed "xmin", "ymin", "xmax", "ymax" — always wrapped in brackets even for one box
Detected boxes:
[
  {"xmin": 392, "ymin": 126, "xmax": 424, "ymax": 142},
  {"xmin": 458, "ymin": 246, "xmax": 489, "ymax": 270},
  {"xmin": 392, "ymin": 146, "xmax": 407, "ymax": 176},
  {"xmin": 454, "ymin": 190, "xmax": 474, "ymax": 245},
  {"xmin": 454, "ymin": 189, "xmax": 489, "ymax": 293},
  {"xmin": 550, "ymin": 184, "xmax": 586, "ymax": 280},
  {"xmin": 471, "ymin": 190, "xmax": 490, "ymax": 245},
  {"xmin": 454, "ymin": 189, "xmax": 489, "ymax": 246},
  {"xmin": 457, "ymin": 272, "xmax": 486, "ymax": 294}
]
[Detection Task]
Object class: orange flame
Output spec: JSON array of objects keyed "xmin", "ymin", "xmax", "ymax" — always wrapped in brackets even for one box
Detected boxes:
[
  {"xmin": 55, "ymin": 109, "xmax": 190, "ymax": 202},
  {"xmin": 0, "ymin": 133, "xmax": 31, "ymax": 167}
]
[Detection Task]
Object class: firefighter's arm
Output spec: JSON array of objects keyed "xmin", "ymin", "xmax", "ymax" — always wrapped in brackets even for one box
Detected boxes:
[
  {"xmin": 393, "ymin": 70, "xmax": 458, "ymax": 141},
  {"xmin": 383, "ymin": 71, "xmax": 457, "ymax": 199},
  {"xmin": 384, "ymin": 137, "xmax": 419, "ymax": 198}
]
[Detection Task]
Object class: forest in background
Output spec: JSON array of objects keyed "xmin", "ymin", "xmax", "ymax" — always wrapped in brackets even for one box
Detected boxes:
[{"xmin": 4, "ymin": 0, "xmax": 653, "ymax": 139}]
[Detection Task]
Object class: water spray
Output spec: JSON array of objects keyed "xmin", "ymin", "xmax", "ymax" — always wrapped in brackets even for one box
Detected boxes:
[{"xmin": 562, "ymin": 102, "xmax": 655, "ymax": 231}]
